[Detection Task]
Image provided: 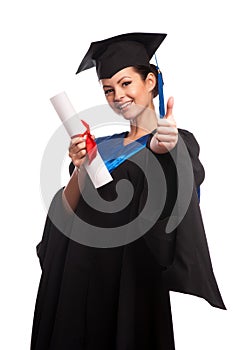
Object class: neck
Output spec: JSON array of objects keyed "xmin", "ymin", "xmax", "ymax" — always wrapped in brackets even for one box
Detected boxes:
[{"xmin": 128, "ymin": 106, "xmax": 157, "ymax": 139}]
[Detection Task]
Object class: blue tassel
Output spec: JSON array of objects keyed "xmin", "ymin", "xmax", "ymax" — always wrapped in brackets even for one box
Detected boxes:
[{"xmin": 154, "ymin": 55, "xmax": 165, "ymax": 118}]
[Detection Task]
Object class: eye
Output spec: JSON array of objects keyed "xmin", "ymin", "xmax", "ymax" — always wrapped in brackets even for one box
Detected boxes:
[
  {"xmin": 104, "ymin": 89, "xmax": 114, "ymax": 95},
  {"xmin": 122, "ymin": 81, "xmax": 131, "ymax": 87}
]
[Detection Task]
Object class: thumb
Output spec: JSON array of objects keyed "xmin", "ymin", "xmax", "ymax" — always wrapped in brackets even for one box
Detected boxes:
[{"xmin": 165, "ymin": 96, "xmax": 174, "ymax": 118}]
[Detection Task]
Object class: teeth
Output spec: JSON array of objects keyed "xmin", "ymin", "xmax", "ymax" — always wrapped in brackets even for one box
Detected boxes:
[{"xmin": 119, "ymin": 102, "xmax": 132, "ymax": 110}]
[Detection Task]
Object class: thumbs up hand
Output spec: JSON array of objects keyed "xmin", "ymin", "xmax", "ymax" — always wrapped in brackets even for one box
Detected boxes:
[{"xmin": 150, "ymin": 97, "xmax": 178, "ymax": 154}]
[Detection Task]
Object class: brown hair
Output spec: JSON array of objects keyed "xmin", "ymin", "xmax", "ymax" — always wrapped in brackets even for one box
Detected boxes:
[{"xmin": 132, "ymin": 64, "xmax": 160, "ymax": 98}]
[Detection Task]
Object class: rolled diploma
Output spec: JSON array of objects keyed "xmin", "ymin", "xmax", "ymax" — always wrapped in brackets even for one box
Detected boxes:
[{"xmin": 50, "ymin": 91, "xmax": 113, "ymax": 188}]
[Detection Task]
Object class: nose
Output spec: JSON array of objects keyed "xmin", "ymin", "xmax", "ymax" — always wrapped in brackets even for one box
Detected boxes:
[{"xmin": 114, "ymin": 86, "xmax": 125, "ymax": 102}]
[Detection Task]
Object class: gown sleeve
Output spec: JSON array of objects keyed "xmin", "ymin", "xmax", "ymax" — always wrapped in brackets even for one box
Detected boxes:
[
  {"xmin": 142, "ymin": 132, "xmax": 178, "ymax": 268},
  {"xmin": 145, "ymin": 128, "xmax": 226, "ymax": 309},
  {"xmin": 36, "ymin": 187, "xmax": 75, "ymax": 271},
  {"xmin": 178, "ymin": 128, "xmax": 205, "ymax": 187}
]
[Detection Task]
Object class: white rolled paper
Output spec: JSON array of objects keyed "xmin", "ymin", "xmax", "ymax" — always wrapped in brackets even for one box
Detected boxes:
[
  {"xmin": 50, "ymin": 91, "xmax": 113, "ymax": 188},
  {"xmin": 50, "ymin": 91, "xmax": 86, "ymax": 137}
]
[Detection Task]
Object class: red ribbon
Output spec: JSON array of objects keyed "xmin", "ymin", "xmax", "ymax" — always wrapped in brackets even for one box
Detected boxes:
[{"xmin": 71, "ymin": 119, "xmax": 97, "ymax": 165}]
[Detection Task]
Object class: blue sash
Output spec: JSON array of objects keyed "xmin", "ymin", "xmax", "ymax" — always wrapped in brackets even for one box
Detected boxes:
[
  {"xmin": 96, "ymin": 131, "xmax": 150, "ymax": 173},
  {"xmin": 96, "ymin": 131, "xmax": 201, "ymax": 201}
]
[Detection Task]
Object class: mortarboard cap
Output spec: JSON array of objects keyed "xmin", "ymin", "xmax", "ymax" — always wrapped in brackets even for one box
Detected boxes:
[
  {"xmin": 76, "ymin": 32, "xmax": 166, "ymax": 79},
  {"xmin": 76, "ymin": 32, "xmax": 167, "ymax": 117}
]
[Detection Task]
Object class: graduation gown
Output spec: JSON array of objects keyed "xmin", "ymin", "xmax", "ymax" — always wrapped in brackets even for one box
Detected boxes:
[{"xmin": 30, "ymin": 128, "xmax": 226, "ymax": 350}]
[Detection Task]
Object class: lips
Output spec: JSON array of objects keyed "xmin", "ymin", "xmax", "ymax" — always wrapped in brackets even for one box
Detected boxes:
[{"xmin": 116, "ymin": 101, "xmax": 133, "ymax": 110}]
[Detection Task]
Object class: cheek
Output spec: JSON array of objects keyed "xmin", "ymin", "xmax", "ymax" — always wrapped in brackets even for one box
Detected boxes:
[
  {"xmin": 126, "ymin": 86, "xmax": 137, "ymax": 96},
  {"xmin": 105, "ymin": 95, "xmax": 114, "ymax": 105},
  {"xmin": 107, "ymin": 100, "xmax": 122, "ymax": 115},
  {"xmin": 127, "ymin": 83, "xmax": 147, "ymax": 100}
]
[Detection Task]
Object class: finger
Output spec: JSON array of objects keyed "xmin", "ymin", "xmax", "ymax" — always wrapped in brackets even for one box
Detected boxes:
[
  {"xmin": 69, "ymin": 142, "xmax": 86, "ymax": 157},
  {"xmin": 77, "ymin": 149, "xmax": 87, "ymax": 158},
  {"xmin": 157, "ymin": 117, "xmax": 176, "ymax": 128},
  {"xmin": 156, "ymin": 142, "xmax": 171, "ymax": 150},
  {"xmin": 70, "ymin": 147, "xmax": 87, "ymax": 159},
  {"xmin": 155, "ymin": 134, "xmax": 177, "ymax": 142},
  {"xmin": 70, "ymin": 139, "xmax": 85, "ymax": 149},
  {"xmin": 157, "ymin": 126, "xmax": 177, "ymax": 135},
  {"xmin": 69, "ymin": 148, "xmax": 87, "ymax": 160},
  {"xmin": 70, "ymin": 135, "xmax": 86, "ymax": 146},
  {"xmin": 70, "ymin": 140, "xmax": 86, "ymax": 153},
  {"xmin": 165, "ymin": 96, "xmax": 174, "ymax": 119},
  {"xmin": 157, "ymin": 118, "xmax": 170, "ymax": 127},
  {"xmin": 71, "ymin": 154, "xmax": 87, "ymax": 168}
]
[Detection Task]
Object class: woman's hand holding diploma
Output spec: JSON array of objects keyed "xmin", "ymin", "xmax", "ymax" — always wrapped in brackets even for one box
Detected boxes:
[
  {"xmin": 69, "ymin": 135, "xmax": 88, "ymax": 170},
  {"xmin": 150, "ymin": 97, "xmax": 178, "ymax": 154},
  {"xmin": 68, "ymin": 134, "xmax": 96, "ymax": 170},
  {"xmin": 63, "ymin": 136, "xmax": 88, "ymax": 214},
  {"xmin": 63, "ymin": 133, "xmax": 96, "ymax": 213}
]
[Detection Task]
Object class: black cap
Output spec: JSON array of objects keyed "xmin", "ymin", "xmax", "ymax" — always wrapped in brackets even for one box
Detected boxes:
[{"xmin": 76, "ymin": 32, "xmax": 167, "ymax": 79}]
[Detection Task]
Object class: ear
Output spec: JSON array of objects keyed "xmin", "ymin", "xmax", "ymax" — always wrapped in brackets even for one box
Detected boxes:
[{"xmin": 145, "ymin": 72, "xmax": 156, "ymax": 94}]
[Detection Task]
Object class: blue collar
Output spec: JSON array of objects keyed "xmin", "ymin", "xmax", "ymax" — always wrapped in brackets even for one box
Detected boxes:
[{"xmin": 96, "ymin": 131, "xmax": 150, "ymax": 173}]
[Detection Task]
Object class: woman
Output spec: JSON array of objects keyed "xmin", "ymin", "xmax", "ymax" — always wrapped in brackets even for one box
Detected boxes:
[{"xmin": 30, "ymin": 33, "xmax": 226, "ymax": 350}]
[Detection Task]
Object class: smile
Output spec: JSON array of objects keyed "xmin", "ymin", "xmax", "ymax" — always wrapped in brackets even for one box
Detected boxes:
[{"xmin": 117, "ymin": 101, "xmax": 133, "ymax": 110}]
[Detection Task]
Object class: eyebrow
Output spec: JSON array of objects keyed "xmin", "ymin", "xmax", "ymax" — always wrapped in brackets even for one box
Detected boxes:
[{"xmin": 102, "ymin": 76, "xmax": 131, "ymax": 88}]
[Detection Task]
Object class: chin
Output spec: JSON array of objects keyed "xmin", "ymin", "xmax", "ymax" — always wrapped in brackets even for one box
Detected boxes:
[{"xmin": 121, "ymin": 105, "xmax": 146, "ymax": 120}]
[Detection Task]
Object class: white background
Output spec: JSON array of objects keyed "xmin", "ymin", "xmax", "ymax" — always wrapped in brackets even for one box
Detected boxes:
[{"xmin": 0, "ymin": 0, "xmax": 232, "ymax": 349}]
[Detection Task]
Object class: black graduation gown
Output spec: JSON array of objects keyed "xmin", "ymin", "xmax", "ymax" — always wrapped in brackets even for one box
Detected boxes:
[{"xmin": 30, "ymin": 128, "xmax": 226, "ymax": 350}]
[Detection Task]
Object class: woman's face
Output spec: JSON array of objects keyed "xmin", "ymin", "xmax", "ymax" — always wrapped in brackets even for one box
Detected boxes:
[{"xmin": 101, "ymin": 66, "xmax": 156, "ymax": 120}]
